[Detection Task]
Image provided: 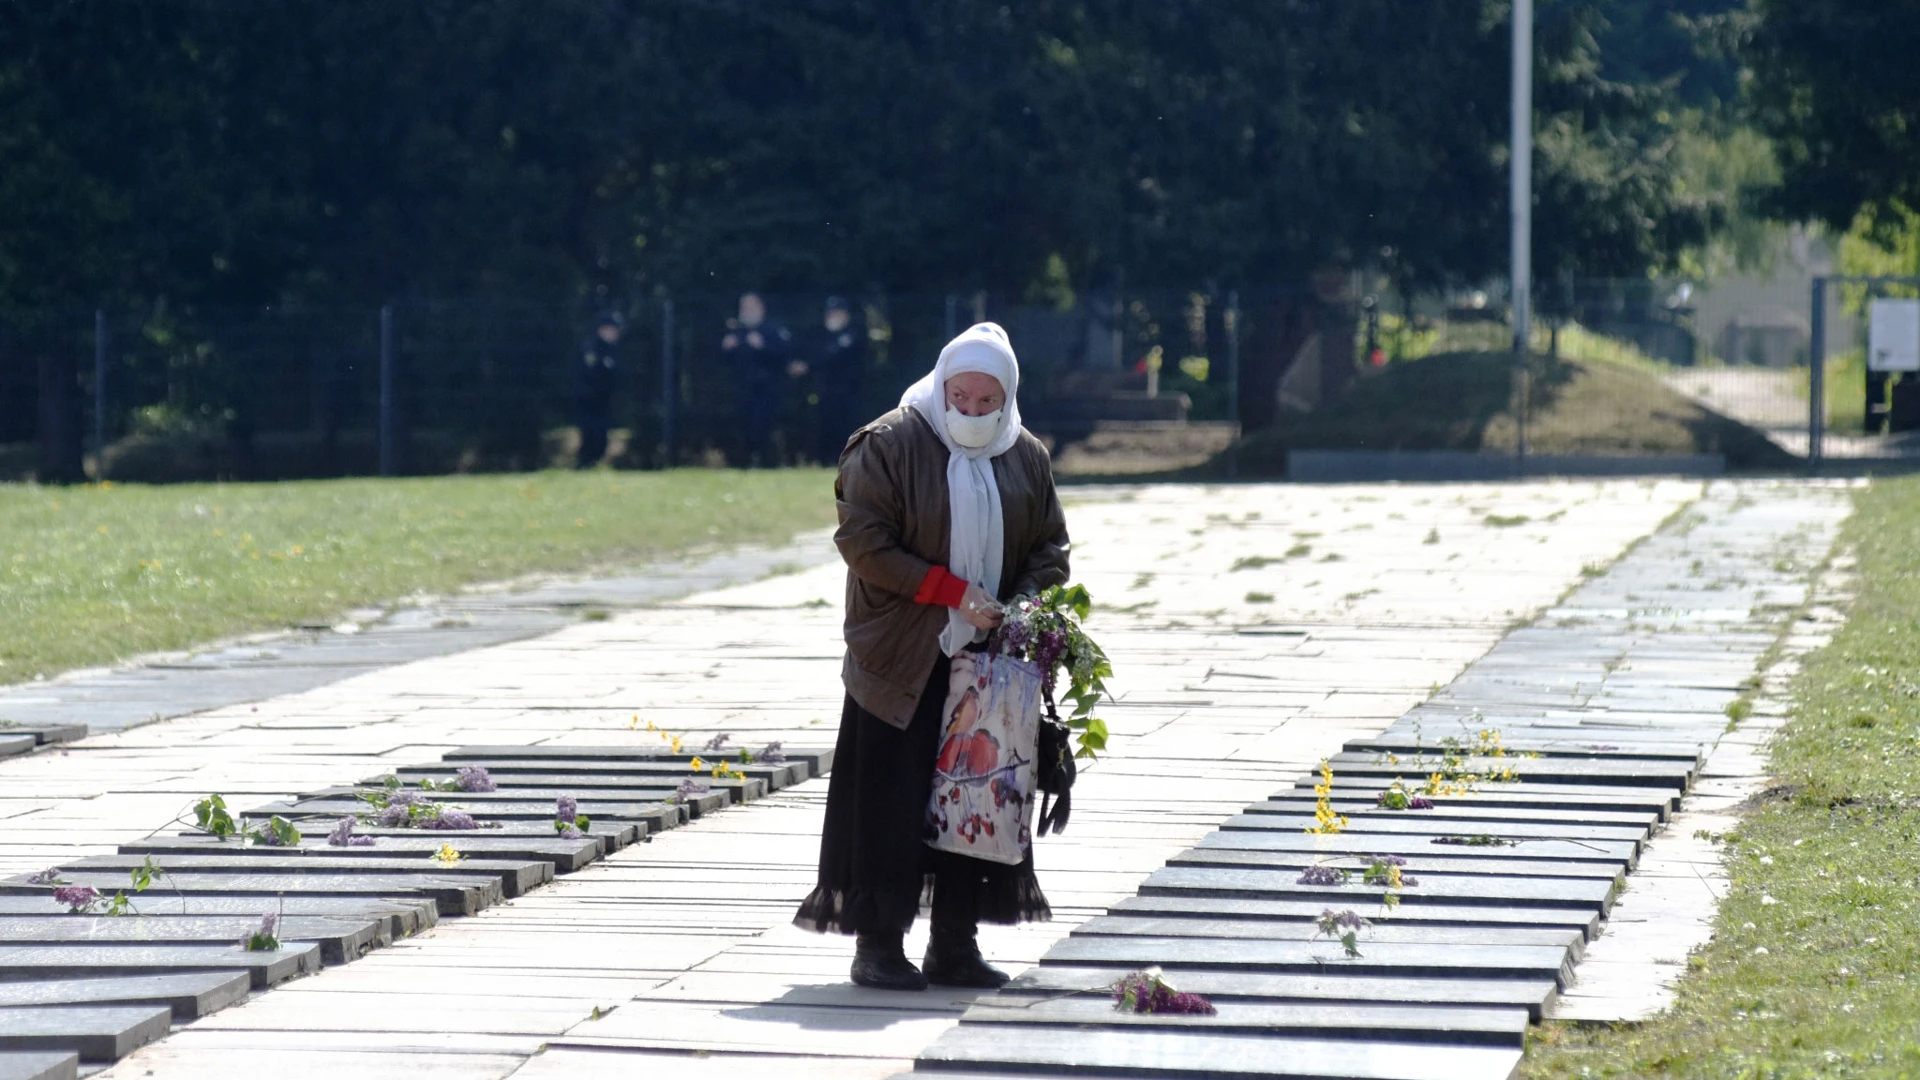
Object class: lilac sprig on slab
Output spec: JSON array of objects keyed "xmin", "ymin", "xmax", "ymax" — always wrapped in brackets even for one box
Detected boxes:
[{"xmin": 1110, "ymin": 970, "xmax": 1216, "ymax": 1015}]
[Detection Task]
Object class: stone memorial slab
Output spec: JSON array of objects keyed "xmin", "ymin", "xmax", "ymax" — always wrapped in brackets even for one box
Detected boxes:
[
  {"xmin": 0, "ymin": 972, "xmax": 250, "ymax": 1020},
  {"xmin": 1073, "ymin": 915, "xmax": 1583, "ymax": 953},
  {"xmin": 0, "ymin": 896, "xmax": 436, "ymax": 936},
  {"xmin": 1109, "ymin": 894, "xmax": 1601, "ymax": 939},
  {"xmin": 0, "ymin": 1005, "xmax": 171, "ymax": 1062},
  {"xmin": 1001, "ymin": 964, "xmax": 1559, "ymax": 1020},
  {"xmin": 0, "ymin": 872, "xmax": 499, "ymax": 917},
  {"xmin": 118, "ymin": 835, "xmax": 602, "ymax": 874},
  {"xmin": 917, "ymin": 1024, "xmax": 1524, "ymax": 1080},
  {"xmin": 1040, "ymin": 935, "xmax": 1576, "ymax": 985},
  {"xmin": 1140, "ymin": 865, "xmax": 1616, "ymax": 912},
  {"xmin": 0, "ymin": 943, "xmax": 321, "ymax": 989},
  {"xmin": 59, "ymin": 854, "xmax": 551, "ymax": 899},
  {"xmin": 1195, "ymin": 830, "xmax": 1640, "ymax": 867},
  {"xmin": 960, "ymin": 996, "xmax": 1531, "ymax": 1048},
  {"xmin": 0, "ymin": 1052, "xmax": 76, "ymax": 1080},
  {"xmin": 0, "ymin": 915, "xmax": 386, "ymax": 965}
]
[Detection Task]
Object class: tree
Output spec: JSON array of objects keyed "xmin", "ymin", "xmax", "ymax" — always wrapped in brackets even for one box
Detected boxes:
[{"xmin": 1741, "ymin": 1, "xmax": 1920, "ymax": 238}]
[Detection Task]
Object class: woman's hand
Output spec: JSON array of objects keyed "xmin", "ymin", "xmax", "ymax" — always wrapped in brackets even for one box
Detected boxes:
[{"xmin": 960, "ymin": 583, "xmax": 1005, "ymax": 630}]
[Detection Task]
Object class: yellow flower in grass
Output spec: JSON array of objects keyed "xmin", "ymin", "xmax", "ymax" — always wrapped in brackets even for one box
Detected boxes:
[{"xmin": 429, "ymin": 842, "xmax": 464, "ymax": 866}]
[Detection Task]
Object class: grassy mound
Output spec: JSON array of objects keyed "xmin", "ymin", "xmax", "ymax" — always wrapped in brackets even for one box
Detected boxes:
[{"xmin": 1227, "ymin": 350, "xmax": 1798, "ymax": 474}]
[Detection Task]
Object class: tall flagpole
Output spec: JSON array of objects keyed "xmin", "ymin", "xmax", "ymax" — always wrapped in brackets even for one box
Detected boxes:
[{"xmin": 1511, "ymin": 0, "xmax": 1533, "ymax": 464}]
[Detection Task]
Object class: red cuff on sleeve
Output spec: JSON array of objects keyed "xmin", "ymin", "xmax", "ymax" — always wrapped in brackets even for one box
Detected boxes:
[{"xmin": 914, "ymin": 566, "xmax": 970, "ymax": 608}]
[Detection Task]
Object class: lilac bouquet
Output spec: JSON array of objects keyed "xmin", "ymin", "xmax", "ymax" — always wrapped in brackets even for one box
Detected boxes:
[
  {"xmin": 327, "ymin": 816, "xmax": 378, "ymax": 847},
  {"xmin": 984, "ymin": 584, "xmax": 1111, "ymax": 759},
  {"xmin": 455, "ymin": 766, "xmax": 497, "ymax": 793},
  {"xmin": 1111, "ymin": 970, "xmax": 1216, "ymax": 1015}
]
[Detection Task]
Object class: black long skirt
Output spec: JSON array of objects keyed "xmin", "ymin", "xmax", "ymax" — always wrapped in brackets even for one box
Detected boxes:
[{"xmin": 793, "ymin": 656, "xmax": 1052, "ymax": 935}]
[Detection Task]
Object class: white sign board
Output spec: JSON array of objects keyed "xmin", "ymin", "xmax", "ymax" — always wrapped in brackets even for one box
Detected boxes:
[{"xmin": 1869, "ymin": 298, "xmax": 1920, "ymax": 372}]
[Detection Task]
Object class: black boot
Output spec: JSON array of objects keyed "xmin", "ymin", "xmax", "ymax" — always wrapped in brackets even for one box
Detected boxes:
[
  {"xmin": 851, "ymin": 930, "xmax": 928, "ymax": 991},
  {"xmin": 922, "ymin": 923, "xmax": 1009, "ymax": 988}
]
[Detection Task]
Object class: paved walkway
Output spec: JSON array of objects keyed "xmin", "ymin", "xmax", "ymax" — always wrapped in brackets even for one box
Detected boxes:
[
  {"xmin": 0, "ymin": 478, "xmax": 1846, "ymax": 1079},
  {"xmin": 1664, "ymin": 367, "xmax": 1920, "ymax": 460}
]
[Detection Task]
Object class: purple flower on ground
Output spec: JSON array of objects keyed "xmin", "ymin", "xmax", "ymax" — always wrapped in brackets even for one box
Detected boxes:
[
  {"xmin": 557, "ymin": 825, "xmax": 584, "ymax": 840},
  {"xmin": 1408, "ymin": 796, "xmax": 1434, "ymax": 810},
  {"xmin": 327, "ymin": 817, "xmax": 358, "ymax": 847},
  {"xmin": 1296, "ymin": 866, "xmax": 1347, "ymax": 886},
  {"xmin": 257, "ymin": 911, "xmax": 278, "ymax": 937},
  {"xmin": 377, "ymin": 804, "xmax": 411, "ymax": 828},
  {"xmin": 455, "ymin": 766, "xmax": 496, "ymax": 793},
  {"xmin": 1372, "ymin": 855, "xmax": 1408, "ymax": 867},
  {"xmin": 348, "ymin": 835, "xmax": 377, "ymax": 846},
  {"xmin": 703, "ymin": 733, "xmax": 731, "ymax": 753},
  {"xmin": 425, "ymin": 809, "xmax": 478, "ymax": 830},
  {"xmin": 676, "ymin": 777, "xmax": 711, "ymax": 802},
  {"xmin": 555, "ymin": 795, "xmax": 578, "ymax": 823},
  {"xmin": 387, "ymin": 791, "xmax": 425, "ymax": 807},
  {"xmin": 26, "ymin": 868, "xmax": 63, "ymax": 886},
  {"xmin": 757, "ymin": 742, "xmax": 786, "ymax": 765},
  {"xmin": 1111, "ymin": 971, "xmax": 1216, "ymax": 1015},
  {"xmin": 54, "ymin": 885, "xmax": 99, "ymax": 912},
  {"xmin": 1401, "ymin": 875, "xmax": 1420, "ymax": 886},
  {"xmin": 1320, "ymin": 908, "xmax": 1368, "ymax": 932}
]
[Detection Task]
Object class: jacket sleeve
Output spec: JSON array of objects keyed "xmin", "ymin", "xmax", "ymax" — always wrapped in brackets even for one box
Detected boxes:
[
  {"xmin": 1010, "ymin": 447, "xmax": 1071, "ymax": 598},
  {"xmin": 834, "ymin": 427, "xmax": 936, "ymax": 598}
]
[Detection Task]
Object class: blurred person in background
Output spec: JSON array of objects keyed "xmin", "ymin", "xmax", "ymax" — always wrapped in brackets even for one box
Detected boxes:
[
  {"xmin": 721, "ymin": 292, "xmax": 800, "ymax": 466},
  {"xmin": 814, "ymin": 296, "xmax": 869, "ymax": 465},
  {"xmin": 574, "ymin": 311, "xmax": 622, "ymax": 468}
]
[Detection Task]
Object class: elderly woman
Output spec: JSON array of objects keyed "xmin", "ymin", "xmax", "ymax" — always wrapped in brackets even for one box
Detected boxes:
[{"xmin": 794, "ymin": 323, "xmax": 1070, "ymax": 991}]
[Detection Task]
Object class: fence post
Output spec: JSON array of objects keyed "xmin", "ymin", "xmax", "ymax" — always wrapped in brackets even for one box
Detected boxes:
[
  {"xmin": 93, "ymin": 309, "xmax": 107, "ymax": 477},
  {"xmin": 378, "ymin": 304, "xmax": 395, "ymax": 477},
  {"xmin": 1226, "ymin": 289, "xmax": 1241, "ymax": 481},
  {"xmin": 660, "ymin": 298, "xmax": 676, "ymax": 467},
  {"xmin": 1809, "ymin": 277, "xmax": 1826, "ymax": 470}
]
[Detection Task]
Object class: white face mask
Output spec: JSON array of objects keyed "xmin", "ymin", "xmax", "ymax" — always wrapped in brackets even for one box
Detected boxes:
[{"xmin": 945, "ymin": 406, "xmax": 1003, "ymax": 449}]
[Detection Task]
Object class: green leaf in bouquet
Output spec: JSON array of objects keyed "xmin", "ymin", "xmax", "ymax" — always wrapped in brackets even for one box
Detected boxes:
[{"xmin": 1075, "ymin": 718, "xmax": 1110, "ymax": 758}]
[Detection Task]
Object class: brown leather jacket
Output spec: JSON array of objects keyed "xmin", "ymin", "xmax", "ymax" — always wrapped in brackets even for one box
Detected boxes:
[{"xmin": 835, "ymin": 405, "xmax": 1071, "ymax": 728}]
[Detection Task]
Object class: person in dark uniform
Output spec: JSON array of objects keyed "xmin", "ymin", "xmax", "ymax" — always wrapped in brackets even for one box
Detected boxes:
[
  {"xmin": 814, "ymin": 296, "xmax": 870, "ymax": 465},
  {"xmin": 721, "ymin": 292, "xmax": 798, "ymax": 466},
  {"xmin": 574, "ymin": 312, "xmax": 621, "ymax": 468}
]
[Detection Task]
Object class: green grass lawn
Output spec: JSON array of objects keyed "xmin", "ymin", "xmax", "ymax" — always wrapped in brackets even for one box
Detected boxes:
[
  {"xmin": 0, "ymin": 469, "xmax": 834, "ymax": 686},
  {"xmin": 1521, "ymin": 476, "xmax": 1920, "ymax": 1078}
]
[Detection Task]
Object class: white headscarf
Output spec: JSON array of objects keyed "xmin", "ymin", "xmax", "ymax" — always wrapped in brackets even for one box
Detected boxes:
[{"xmin": 900, "ymin": 323, "xmax": 1023, "ymax": 656}]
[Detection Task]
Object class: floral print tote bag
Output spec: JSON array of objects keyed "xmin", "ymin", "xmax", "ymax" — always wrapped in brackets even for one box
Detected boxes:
[{"xmin": 923, "ymin": 651, "xmax": 1043, "ymax": 865}]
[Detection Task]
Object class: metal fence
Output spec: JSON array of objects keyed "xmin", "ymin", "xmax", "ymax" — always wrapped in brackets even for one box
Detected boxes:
[
  {"xmin": 2, "ymin": 288, "xmax": 1258, "ymax": 482},
  {"xmin": 13, "ymin": 274, "xmax": 1908, "ymax": 484}
]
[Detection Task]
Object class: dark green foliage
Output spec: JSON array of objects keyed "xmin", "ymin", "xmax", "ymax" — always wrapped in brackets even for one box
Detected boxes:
[
  {"xmin": 1738, "ymin": 1, "xmax": 1920, "ymax": 236},
  {"xmin": 0, "ymin": 0, "xmax": 1714, "ymax": 319}
]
